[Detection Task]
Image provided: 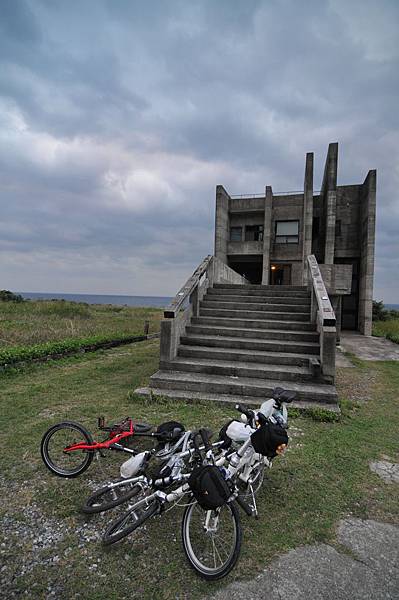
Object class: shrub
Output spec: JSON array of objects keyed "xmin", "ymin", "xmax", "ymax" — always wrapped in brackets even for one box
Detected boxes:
[
  {"xmin": 372, "ymin": 300, "xmax": 389, "ymax": 321},
  {"xmin": 0, "ymin": 290, "xmax": 24, "ymax": 303}
]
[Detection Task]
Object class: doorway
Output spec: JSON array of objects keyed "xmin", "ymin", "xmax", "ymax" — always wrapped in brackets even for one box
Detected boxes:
[
  {"xmin": 270, "ymin": 264, "xmax": 291, "ymax": 285},
  {"xmin": 228, "ymin": 255, "xmax": 263, "ymax": 284}
]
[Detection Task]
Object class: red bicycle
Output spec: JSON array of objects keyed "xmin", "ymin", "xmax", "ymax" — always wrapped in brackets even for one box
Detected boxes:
[{"xmin": 40, "ymin": 417, "xmax": 152, "ymax": 478}]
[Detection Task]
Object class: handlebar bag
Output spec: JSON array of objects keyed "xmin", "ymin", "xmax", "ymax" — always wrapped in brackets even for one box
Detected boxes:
[
  {"xmin": 250, "ymin": 423, "xmax": 288, "ymax": 458},
  {"xmin": 188, "ymin": 465, "xmax": 231, "ymax": 510}
]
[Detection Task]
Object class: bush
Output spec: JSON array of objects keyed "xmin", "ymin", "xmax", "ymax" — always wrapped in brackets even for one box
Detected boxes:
[
  {"xmin": 0, "ymin": 333, "xmax": 146, "ymax": 368},
  {"xmin": 0, "ymin": 290, "xmax": 24, "ymax": 303},
  {"xmin": 373, "ymin": 300, "xmax": 389, "ymax": 321}
]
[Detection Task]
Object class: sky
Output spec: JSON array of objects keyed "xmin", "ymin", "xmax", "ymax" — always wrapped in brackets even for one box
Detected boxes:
[{"xmin": 0, "ymin": 0, "xmax": 398, "ymax": 301}]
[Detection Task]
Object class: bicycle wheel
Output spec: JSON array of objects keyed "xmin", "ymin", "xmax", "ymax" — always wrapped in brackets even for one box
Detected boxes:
[
  {"xmin": 103, "ymin": 492, "xmax": 159, "ymax": 545},
  {"xmin": 41, "ymin": 421, "xmax": 94, "ymax": 478},
  {"xmin": 182, "ymin": 501, "xmax": 242, "ymax": 580},
  {"xmin": 82, "ymin": 480, "xmax": 142, "ymax": 514}
]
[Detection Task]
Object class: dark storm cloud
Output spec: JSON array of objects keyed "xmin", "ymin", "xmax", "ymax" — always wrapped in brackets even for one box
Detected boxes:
[{"xmin": 0, "ymin": 0, "xmax": 398, "ymax": 297}]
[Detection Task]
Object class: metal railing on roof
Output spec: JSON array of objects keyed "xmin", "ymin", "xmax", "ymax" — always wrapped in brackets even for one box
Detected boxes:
[{"xmin": 230, "ymin": 190, "xmax": 321, "ymax": 198}]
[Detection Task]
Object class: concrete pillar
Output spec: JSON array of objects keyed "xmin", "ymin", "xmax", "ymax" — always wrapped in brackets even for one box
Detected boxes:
[
  {"xmin": 302, "ymin": 152, "xmax": 314, "ymax": 284},
  {"xmin": 262, "ymin": 186, "xmax": 273, "ymax": 285},
  {"xmin": 358, "ymin": 170, "xmax": 376, "ymax": 336},
  {"xmin": 214, "ymin": 185, "xmax": 230, "ymax": 265},
  {"xmin": 322, "ymin": 143, "xmax": 338, "ymax": 264}
]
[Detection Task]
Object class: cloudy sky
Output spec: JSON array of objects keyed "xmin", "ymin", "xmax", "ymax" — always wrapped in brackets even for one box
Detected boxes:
[{"xmin": 1, "ymin": 0, "xmax": 398, "ymax": 300}]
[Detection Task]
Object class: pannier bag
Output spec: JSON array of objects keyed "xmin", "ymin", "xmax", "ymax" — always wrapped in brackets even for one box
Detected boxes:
[
  {"xmin": 188, "ymin": 465, "xmax": 231, "ymax": 510},
  {"xmin": 250, "ymin": 423, "xmax": 289, "ymax": 458}
]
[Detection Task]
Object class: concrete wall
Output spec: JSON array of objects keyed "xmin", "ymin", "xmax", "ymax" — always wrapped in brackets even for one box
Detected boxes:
[
  {"xmin": 214, "ymin": 185, "xmax": 230, "ymax": 264},
  {"xmin": 270, "ymin": 194, "xmax": 303, "ymax": 263},
  {"xmin": 335, "ymin": 185, "xmax": 361, "ymax": 258},
  {"xmin": 302, "ymin": 153, "xmax": 314, "ymax": 284},
  {"xmin": 358, "ymin": 170, "xmax": 376, "ymax": 335},
  {"xmin": 321, "ymin": 143, "xmax": 338, "ymax": 264}
]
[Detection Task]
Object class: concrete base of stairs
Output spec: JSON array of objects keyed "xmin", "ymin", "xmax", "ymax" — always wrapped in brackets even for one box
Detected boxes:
[{"xmin": 134, "ymin": 385, "xmax": 340, "ymax": 415}]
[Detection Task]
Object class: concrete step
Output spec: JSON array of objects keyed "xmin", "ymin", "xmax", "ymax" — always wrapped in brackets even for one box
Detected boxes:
[
  {"xmin": 208, "ymin": 288, "xmax": 310, "ymax": 300},
  {"xmin": 161, "ymin": 357, "xmax": 314, "ymax": 382},
  {"xmin": 135, "ymin": 387, "xmax": 340, "ymax": 414},
  {"xmin": 214, "ymin": 284, "xmax": 308, "ymax": 293},
  {"xmin": 186, "ymin": 324, "xmax": 319, "ymax": 343},
  {"xmin": 147, "ymin": 370, "xmax": 338, "ymax": 404},
  {"xmin": 193, "ymin": 316, "xmax": 316, "ymax": 332},
  {"xmin": 178, "ymin": 345, "xmax": 314, "ymax": 367},
  {"xmin": 201, "ymin": 300, "xmax": 311, "ymax": 313},
  {"xmin": 199, "ymin": 307, "xmax": 311, "ymax": 322},
  {"xmin": 180, "ymin": 334, "xmax": 320, "ymax": 355}
]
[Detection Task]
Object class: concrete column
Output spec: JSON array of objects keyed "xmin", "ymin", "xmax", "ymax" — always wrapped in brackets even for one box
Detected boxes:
[
  {"xmin": 302, "ymin": 152, "xmax": 314, "ymax": 284},
  {"xmin": 261, "ymin": 186, "xmax": 273, "ymax": 285},
  {"xmin": 358, "ymin": 170, "xmax": 376, "ymax": 336},
  {"xmin": 214, "ymin": 185, "xmax": 230, "ymax": 265},
  {"xmin": 322, "ymin": 143, "xmax": 338, "ymax": 264}
]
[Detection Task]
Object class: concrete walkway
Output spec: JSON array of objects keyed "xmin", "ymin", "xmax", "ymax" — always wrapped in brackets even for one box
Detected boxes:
[
  {"xmin": 339, "ymin": 331, "xmax": 399, "ymax": 361},
  {"xmin": 205, "ymin": 519, "xmax": 399, "ymax": 600}
]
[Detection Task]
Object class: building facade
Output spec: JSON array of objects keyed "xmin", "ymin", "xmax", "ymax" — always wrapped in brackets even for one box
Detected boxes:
[{"xmin": 214, "ymin": 143, "xmax": 376, "ymax": 335}]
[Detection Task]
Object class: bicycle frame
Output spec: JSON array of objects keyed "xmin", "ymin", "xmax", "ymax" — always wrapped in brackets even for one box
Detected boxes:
[{"xmin": 63, "ymin": 418, "xmax": 137, "ymax": 454}]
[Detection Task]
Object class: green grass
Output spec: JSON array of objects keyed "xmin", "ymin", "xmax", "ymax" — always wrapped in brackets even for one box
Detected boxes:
[
  {"xmin": 0, "ymin": 300, "xmax": 163, "ymax": 348},
  {"xmin": 0, "ymin": 342, "xmax": 398, "ymax": 599},
  {"xmin": 373, "ymin": 318, "xmax": 399, "ymax": 344}
]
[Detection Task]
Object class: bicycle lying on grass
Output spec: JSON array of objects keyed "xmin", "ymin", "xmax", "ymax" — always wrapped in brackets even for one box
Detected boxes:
[
  {"xmin": 40, "ymin": 387, "xmax": 295, "ymax": 580},
  {"xmin": 40, "ymin": 416, "xmax": 185, "ymax": 478},
  {"xmin": 83, "ymin": 388, "xmax": 294, "ymax": 579}
]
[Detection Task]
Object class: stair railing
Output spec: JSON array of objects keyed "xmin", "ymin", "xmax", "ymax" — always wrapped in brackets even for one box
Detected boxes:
[
  {"xmin": 160, "ymin": 256, "xmax": 248, "ymax": 363},
  {"xmin": 307, "ymin": 254, "xmax": 336, "ymax": 383}
]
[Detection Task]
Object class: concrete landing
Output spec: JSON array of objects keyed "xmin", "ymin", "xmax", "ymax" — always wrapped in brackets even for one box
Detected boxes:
[
  {"xmin": 203, "ymin": 519, "xmax": 399, "ymax": 600},
  {"xmin": 339, "ymin": 331, "xmax": 399, "ymax": 361}
]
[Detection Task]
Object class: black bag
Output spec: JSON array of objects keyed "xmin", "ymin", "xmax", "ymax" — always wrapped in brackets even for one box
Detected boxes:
[
  {"xmin": 188, "ymin": 465, "xmax": 231, "ymax": 510},
  {"xmin": 251, "ymin": 423, "xmax": 288, "ymax": 458},
  {"xmin": 156, "ymin": 421, "xmax": 185, "ymax": 443}
]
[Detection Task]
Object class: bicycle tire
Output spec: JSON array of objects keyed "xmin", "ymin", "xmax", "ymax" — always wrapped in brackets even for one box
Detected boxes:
[
  {"xmin": 103, "ymin": 497, "xmax": 159, "ymax": 545},
  {"xmin": 82, "ymin": 480, "xmax": 142, "ymax": 514},
  {"xmin": 181, "ymin": 500, "xmax": 242, "ymax": 580},
  {"xmin": 40, "ymin": 421, "xmax": 94, "ymax": 478}
]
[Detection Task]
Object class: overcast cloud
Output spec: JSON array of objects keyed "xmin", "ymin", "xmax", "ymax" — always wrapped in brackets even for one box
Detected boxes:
[{"xmin": 0, "ymin": 0, "xmax": 398, "ymax": 300}]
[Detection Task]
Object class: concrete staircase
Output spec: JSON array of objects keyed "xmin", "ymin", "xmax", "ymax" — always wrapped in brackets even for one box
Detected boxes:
[{"xmin": 141, "ymin": 283, "xmax": 339, "ymax": 412}]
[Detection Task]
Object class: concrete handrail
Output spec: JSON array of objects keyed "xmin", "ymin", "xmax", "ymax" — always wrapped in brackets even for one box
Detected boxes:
[
  {"xmin": 307, "ymin": 255, "xmax": 336, "ymax": 326},
  {"xmin": 160, "ymin": 256, "xmax": 247, "ymax": 363},
  {"xmin": 307, "ymin": 254, "xmax": 336, "ymax": 384},
  {"xmin": 164, "ymin": 255, "xmax": 213, "ymax": 318}
]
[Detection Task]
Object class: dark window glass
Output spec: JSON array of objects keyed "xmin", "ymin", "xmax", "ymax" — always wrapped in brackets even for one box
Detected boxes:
[
  {"xmin": 275, "ymin": 220, "xmax": 299, "ymax": 244},
  {"xmin": 230, "ymin": 226, "xmax": 242, "ymax": 242},
  {"xmin": 245, "ymin": 225, "xmax": 264, "ymax": 241},
  {"xmin": 335, "ymin": 220, "xmax": 342, "ymax": 236}
]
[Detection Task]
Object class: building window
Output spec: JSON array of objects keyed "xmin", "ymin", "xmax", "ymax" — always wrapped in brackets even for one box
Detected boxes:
[
  {"xmin": 230, "ymin": 226, "xmax": 242, "ymax": 242},
  {"xmin": 335, "ymin": 220, "xmax": 342, "ymax": 236},
  {"xmin": 275, "ymin": 220, "xmax": 299, "ymax": 244},
  {"xmin": 245, "ymin": 224, "xmax": 264, "ymax": 241}
]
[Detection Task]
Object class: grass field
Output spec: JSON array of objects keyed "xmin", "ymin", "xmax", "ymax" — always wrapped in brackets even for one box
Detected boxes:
[
  {"xmin": 0, "ymin": 300, "xmax": 163, "ymax": 348},
  {"xmin": 373, "ymin": 318, "xmax": 399, "ymax": 344},
  {"xmin": 0, "ymin": 340, "xmax": 398, "ymax": 599}
]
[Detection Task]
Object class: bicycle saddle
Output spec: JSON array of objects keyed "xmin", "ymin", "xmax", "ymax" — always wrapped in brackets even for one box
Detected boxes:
[{"xmin": 133, "ymin": 422, "xmax": 153, "ymax": 433}]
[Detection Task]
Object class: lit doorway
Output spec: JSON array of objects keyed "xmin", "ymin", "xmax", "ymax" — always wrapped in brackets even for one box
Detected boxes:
[{"xmin": 270, "ymin": 264, "xmax": 291, "ymax": 285}]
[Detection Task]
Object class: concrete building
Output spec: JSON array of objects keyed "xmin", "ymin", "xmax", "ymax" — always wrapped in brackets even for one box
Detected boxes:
[{"xmin": 214, "ymin": 143, "xmax": 376, "ymax": 336}]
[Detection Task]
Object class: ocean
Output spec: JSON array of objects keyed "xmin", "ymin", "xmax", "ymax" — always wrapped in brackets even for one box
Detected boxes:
[
  {"xmin": 385, "ymin": 304, "xmax": 399, "ymax": 311},
  {"xmin": 19, "ymin": 292, "xmax": 172, "ymax": 308}
]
